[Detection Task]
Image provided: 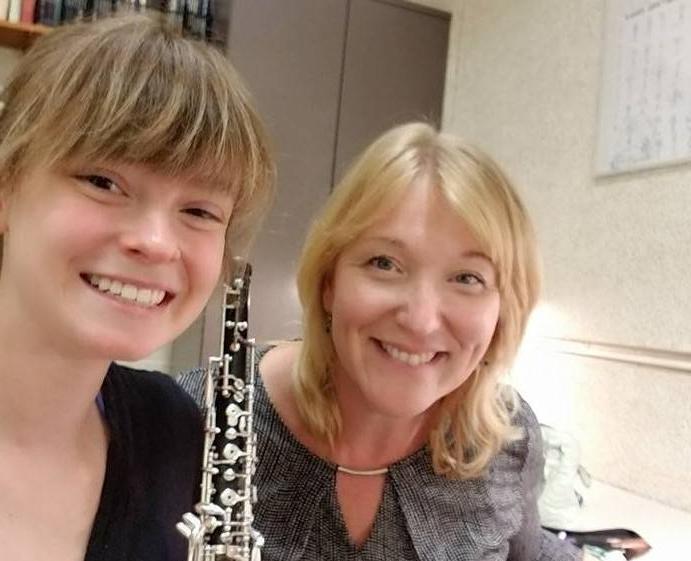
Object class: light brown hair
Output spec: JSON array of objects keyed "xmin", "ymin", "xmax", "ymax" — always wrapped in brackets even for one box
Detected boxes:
[{"xmin": 0, "ymin": 14, "xmax": 274, "ymax": 276}]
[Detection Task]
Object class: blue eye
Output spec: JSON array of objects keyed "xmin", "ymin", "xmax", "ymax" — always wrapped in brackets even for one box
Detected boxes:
[
  {"xmin": 184, "ymin": 208, "xmax": 223, "ymax": 222},
  {"xmin": 368, "ymin": 255, "xmax": 396, "ymax": 271},
  {"xmin": 453, "ymin": 272, "xmax": 485, "ymax": 286},
  {"xmin": 80, "ymin": 174, "xmax": 120, "ymax": 193}
]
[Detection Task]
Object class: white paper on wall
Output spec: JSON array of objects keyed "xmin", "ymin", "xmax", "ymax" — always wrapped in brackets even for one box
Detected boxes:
[{"xmin": 596, "ymin": 0, "xmax": 691, "ymax": 175}]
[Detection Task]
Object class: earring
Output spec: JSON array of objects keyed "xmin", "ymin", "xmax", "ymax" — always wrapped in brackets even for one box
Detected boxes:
[{"xmin": 325, "ymin": 313, "xmax": 332, "ymax": 334}]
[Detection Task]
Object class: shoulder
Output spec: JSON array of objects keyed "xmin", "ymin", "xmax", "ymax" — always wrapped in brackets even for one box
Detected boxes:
[
  {"xmin": 100, "ymin": 364, "xmax": 203, "ymax": 560},
  {"xmin": 105, "ymin": 362, "xmax": 202, "ymax": 437},
  {"xmin": 259, "ymin": 341, "xmax": 300, "ymax": 414},
  {"xmin": 258, "ymin": 341, "xmax": 310, "ymax": 441},
  {"xmin": 510, "ymin": 392, "xmax": 542, "ymax": 454},
  {"xmin": 489, "ymin": 392, "xmax": 546, "ymax": 531},
  {"xmin": 103, "ymin": 363, "xmax": 203, "ymax": 500},
  {"xmin": 176, "ymin": 366, "xmax": 206, "ymax": 406},
  {"xmin": 107, "ymin": 362, "xmax": 199, "ymax": 407},
  {"xmin": 486, "ymin": 392, "xmax": 545, "ymax": 508},
  {"xmin": 490, "ymin": 391, "xmax": 544, "ymax": 484},
  {"xmin": 500, "ymin": 397, "xmax": 583, "ymax": 560},
  {"xmin": 259, "ymin": 340, "xmax": 301, "ymax": 385}
]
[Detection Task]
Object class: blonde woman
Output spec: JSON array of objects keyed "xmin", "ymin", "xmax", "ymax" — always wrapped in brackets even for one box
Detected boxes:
[
  {"xmin": 181, "ymin": 122, "xmax": 582, "ymax": 560},
  {"xmin": 0, "ymin": 15, "xmax": 273, "ymax": 561}
]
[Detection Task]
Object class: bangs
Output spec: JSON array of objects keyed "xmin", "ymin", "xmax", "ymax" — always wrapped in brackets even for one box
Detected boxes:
[
  {"xmin": 326, "ymin": 149, "xmax": 423, "ymax": 254},
  {"xmin": 0, "ymin": 14, "xmax": 274, "ymax": 274},
  {"xmin": 324, "ymin": 132, "xmax": 514, "ymax": 293},
  {"xmin": 8, "ymin": 16, "xmax": 264, "ymax": 196},
  {"xmin": 436, "ymin": 149, "xmax": 512, "ymax": 290}
]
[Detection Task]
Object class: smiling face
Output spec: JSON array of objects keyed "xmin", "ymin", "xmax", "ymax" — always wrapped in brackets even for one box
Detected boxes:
[
  {"xmin": 322, "ymin": 177, "xmax": 501, "ymax": 421},
  {"xmin": 0, "ymin": 162, "xmax": 232, "ymax": 362}
]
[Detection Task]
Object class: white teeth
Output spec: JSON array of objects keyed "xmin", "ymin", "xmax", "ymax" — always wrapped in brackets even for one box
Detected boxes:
[
  {"xmin": 153, "ymin": 290, "xmax": 165, "ymax": 305},
  {"xmin": 381, "ymin": 342, "xmax": 435, "ymax": 366},
  {"xmin": 121, "ymin": 284, "xmax": 137, "ymax": 301},
  {"xmin": 136, "ymin": 289, "xmax": 152, "ymax": 304},
  {"xmin": 87, "ymin": 274, "xmax": 166, "ymax": 308}
]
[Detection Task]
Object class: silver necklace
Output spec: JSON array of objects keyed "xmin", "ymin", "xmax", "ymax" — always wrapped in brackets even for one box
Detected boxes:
[{"xmin": 336, "ymin": 465, "xmax": 389, "ymax": 476}]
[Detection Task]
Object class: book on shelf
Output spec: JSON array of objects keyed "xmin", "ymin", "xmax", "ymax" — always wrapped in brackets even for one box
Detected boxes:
[
  {"xmin": 61, "ymin": 0, "xmax": 84, "ymax": 22},
  {"xmin": 21, "ymin": 0, "xmax": 38, "ymax": 23},
  {"xmin": 164, "ymin": 0, "xmax": 182, "ymax": 28},
  {"xmin": 37, "ymin": 0, "xmax": 62, "ymax": 25},
  {"xmin": 0, "ymin": 0, "xmax": 8, "ymax": 21},
  {"xmin": 8, "ymin": 0, "xmax": 21, "ymax": 22},
  {"xmin": 20, "ymin": 0, "xmax": 214, "ymax": 37}
]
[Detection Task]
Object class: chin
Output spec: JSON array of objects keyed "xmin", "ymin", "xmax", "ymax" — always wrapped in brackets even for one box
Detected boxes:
[
  {"xmin": 87, "ymin": 335, "xmax": 168, "ymax": 365},
  {"xmin": 370, "ymin": 394, "xmax": 438, "ymax": 420},
  {"xmin": 74, "ymin": 318, "xmax": 182, "ymax": 364}
]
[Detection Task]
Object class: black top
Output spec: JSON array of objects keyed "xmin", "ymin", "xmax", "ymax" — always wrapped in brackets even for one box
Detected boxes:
[
  {"xmin": 177, "ymin": 356, "xmax": 582, "ymax": 561},
  {"xmin": 85, "ymin": 362, "xmax": 203, "ymax": 561}
]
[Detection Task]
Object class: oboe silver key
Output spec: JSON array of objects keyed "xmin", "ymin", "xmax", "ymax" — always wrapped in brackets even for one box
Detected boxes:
[{"xmin": 178, "ymin": 265, "xmax": 263, "ymax": 561}]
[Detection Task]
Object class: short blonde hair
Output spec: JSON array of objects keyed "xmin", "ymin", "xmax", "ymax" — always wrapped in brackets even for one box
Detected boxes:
[
  {"xmin": 294, "ymin": 122, "xmax": 540, "ymax": 479},
  {"xmin": 0, "ymin": 14, "xmax": 274, "ymax": 277}
]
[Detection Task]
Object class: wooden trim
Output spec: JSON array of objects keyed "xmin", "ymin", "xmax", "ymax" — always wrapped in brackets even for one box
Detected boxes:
[
  {"xmin": 541, "ymin": 336, "xmax": 691, "ymax": 374},
  {"xmin": 0, "ymin": 20, "xmax": 50, "ymax": 51}
]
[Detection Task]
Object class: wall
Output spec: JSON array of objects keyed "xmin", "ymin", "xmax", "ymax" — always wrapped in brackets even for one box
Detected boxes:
[{"xmin": 440, "ymin": 0, "xmax": 691, "ymax": 511}]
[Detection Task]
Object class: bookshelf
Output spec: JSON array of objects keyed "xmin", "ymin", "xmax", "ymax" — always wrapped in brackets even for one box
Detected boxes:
[{"xmin": 0, "ymin": 19, "xmax": 49, "ymax": 50}]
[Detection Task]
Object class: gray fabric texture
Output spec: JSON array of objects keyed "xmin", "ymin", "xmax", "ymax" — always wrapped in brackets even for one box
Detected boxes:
[{"xmin": 177, "ymin": 354, "xmax": 581, "ymax": 561}]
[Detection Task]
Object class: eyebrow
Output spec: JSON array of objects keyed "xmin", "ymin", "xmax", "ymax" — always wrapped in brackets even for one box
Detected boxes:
[{"xmin": 361, "ymin": 236, "xmax": 494, "ymax": 265}]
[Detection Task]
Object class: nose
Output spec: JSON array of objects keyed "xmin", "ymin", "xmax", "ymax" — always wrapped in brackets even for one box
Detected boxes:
[
  {"xmin": 119, "ymin": 212, "xmax": 181, "ymax": 262},
  {"xmin": 395, "ymin": 278, "xmax": 443, "ymax": 336}
]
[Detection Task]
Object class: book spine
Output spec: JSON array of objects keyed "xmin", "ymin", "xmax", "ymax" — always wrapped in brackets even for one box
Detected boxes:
[
  {"xmin": 0, "ymin": 0, "xmax": 10, "ymax": 21},
  {"xmin": 95, "ymin": 0, "xmax": 110, "ymax": 18},
  {"xmin": 200, "ymin": 0, "xmax": 210, "ymax": 38},
  {"xmin": 37, "ymin": 0, "xmax": 61, "ymax": 25},
  {"xmin": 61, "ymin": 0, "xmax": 83, "ymax": 23},
  {"xmin": 186, "ymin": 0, "xmax": 201, "ymax": 38},
  {"xmin": 82, "ymin": 0, "xmax": 93, "ymax": 18},
  {"xmin": 165, "ymin": 0, "xmax": 182, "ymax": 30},
  {"xmin": 8, "ymin": 0, "xmax": 21, "ymax": 22},
  {"xmin": 20, "ymin": 0, "xmax": 36, "ymax": 22}
]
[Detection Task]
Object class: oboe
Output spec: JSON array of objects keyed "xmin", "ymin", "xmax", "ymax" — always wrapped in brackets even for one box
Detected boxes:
[{"xmin": 177, "ymin": 265, "xmax": 263, "ymax": 561}]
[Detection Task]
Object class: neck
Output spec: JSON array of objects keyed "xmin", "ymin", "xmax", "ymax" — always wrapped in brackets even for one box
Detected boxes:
[
  {"xmin": 332, "ymin": 412, "xmax": 432, "ymax": 471},
  {"xmin": 0, "ymin": 297, "xmax": 109, "ymax": 447},
  {"xmin": 329, "ymin": 372, "xmax": 436, "ymax": 471}
]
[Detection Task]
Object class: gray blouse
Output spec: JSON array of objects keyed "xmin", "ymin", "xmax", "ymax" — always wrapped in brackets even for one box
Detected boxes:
[{"xmin": 177, "ymin": 362, "xmax": 581, "ymax": 561}]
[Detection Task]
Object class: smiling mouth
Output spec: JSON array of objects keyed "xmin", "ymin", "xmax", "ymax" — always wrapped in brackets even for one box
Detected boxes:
[
  {"xmin": 81, "ymin": 274, "xmax": 172, "ymax": 308},
  {"xmin": 378, "ymin": 340, "xmax": 441, "ymax": 367}
]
